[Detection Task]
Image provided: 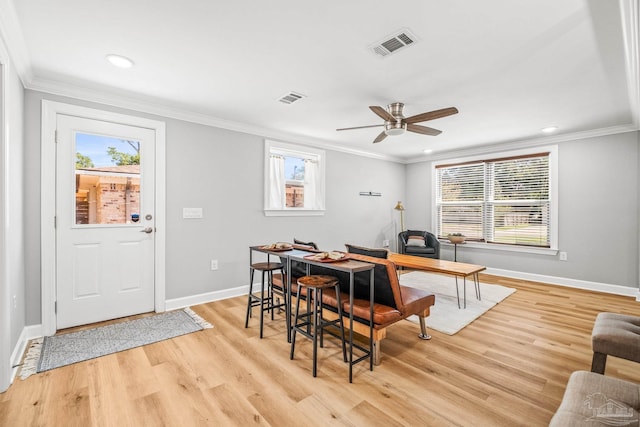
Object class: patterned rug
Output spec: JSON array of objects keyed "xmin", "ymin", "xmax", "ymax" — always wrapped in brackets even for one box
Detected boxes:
[
  {"xmin": 20, "ymin": 308, "xmax": 212, "ymax": 379},
  {"xmin": 400, "ymin": 271, "xmax": 515, "ymax": 335}
]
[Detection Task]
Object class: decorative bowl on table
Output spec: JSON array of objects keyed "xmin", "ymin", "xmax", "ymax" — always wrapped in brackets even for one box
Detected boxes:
[{"xmin": 447, "ymin": 234, "xmax": 465, "ymax": 244}]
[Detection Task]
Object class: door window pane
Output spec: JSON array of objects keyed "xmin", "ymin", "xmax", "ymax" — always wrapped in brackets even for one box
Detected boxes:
[{"xmin": 75, "ymin": 133, "xmax": 141, "ymax": 225}]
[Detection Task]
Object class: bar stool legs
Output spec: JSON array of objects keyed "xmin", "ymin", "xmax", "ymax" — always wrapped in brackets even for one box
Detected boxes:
[
  {"xmin": 290, "ymin": 275, "xmax": 347, "ymax": 377},
  {"xmin": 245, "ymin": 262, "xmax": 286, "ymax": 338}
]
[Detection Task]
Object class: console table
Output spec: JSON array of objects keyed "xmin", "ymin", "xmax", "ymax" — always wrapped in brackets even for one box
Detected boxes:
[
  {"xmin": 250, "ymin": 245, "xmax": 375, "ymax": 382},
  {"xmin": 288, "ymin": 253, "xmax": 375, "ymax": 383}
]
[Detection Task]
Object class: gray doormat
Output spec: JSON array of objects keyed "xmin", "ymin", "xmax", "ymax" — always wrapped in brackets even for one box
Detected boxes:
[{"xmin": 20, "ymin": 308, "xmax": 212, "ymax": 379}]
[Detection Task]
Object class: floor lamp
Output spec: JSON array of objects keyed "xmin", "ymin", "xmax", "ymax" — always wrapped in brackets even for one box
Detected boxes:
[{"xmin": 394, "ymin": 201, "xmax": 405, "ymax": 232}]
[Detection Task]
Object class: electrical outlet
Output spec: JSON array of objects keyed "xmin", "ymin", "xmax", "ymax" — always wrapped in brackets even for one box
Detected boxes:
[
  {"xmin": 382, "ymin": 239, "xmax": 390, "ymax": 247},
  {"xmin": 559, "ymin": 252, "xmax": 568, "ymax": 261},
  {"xmin": 210, "ymin": 260, "xmax": 218, "ymax": 270}
]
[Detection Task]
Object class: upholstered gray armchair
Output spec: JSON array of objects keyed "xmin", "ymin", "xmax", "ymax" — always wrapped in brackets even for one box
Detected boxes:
[{"xmin": 398, "ymin": 230, "xmax": 440, "ymax": 259}]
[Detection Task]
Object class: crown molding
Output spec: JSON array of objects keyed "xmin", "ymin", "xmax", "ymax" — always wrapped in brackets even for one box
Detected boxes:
[
  {"xmin": 0, "ymin": 0, "xmax": 31, "ymax": 84},
  {"xmin": 406, "ymin": 123, "xmax": 639, "ymax": 164},
  {"xmin": 26, "ymin": 75, "xmax": 404, "ymax": 164},
  {"xmin": 26, "ymin": 69, "xmax": 640, "ymax": 166}
]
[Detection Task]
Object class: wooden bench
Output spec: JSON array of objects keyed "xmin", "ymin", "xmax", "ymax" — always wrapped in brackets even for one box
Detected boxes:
[{"xmin": 274, "ymin": 253, "xmax": 435, "ymax": 364}]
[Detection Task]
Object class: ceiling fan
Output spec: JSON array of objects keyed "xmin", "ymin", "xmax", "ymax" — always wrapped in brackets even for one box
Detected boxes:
[{"xmin": 337, "ymin": 102, "xmax": 458, "ymax": 143}]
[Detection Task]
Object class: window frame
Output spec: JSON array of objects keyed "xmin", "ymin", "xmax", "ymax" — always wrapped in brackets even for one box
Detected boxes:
[
  {"xmin": 432, "ymin": 145, "xmax": 558, "ymax": 255},
  {"xmin": 264, "ymin": 139, "xmax": 325, "ymax": 217}
]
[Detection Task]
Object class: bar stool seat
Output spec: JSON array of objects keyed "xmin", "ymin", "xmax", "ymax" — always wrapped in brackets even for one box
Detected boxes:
[
  {"xmin": 290, "ymin": 275, "xmax": 347, "ymax": 377},
  {"xmin": 245, "ymin": 261, "xmax": 286, "ymax": 338}
]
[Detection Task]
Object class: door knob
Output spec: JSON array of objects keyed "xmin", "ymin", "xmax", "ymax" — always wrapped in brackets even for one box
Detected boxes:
[{"xmin": 140, "ymin": 227, "xmax": 154, "ymax": 234}]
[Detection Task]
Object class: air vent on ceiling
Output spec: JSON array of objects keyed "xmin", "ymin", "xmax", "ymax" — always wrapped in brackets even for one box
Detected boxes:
[
  {"xmin": 370, "ymin": 28, "xmax": 418, "ymax": 58},
  {"xmin": 277, "ymin": 91, "xmax": 307, "ymax": 104}
]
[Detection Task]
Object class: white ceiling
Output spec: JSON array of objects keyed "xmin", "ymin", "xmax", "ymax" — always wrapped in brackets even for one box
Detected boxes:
[{"xmin": 2, "ymin": 0, "xmax": 639, "ymax": 161}]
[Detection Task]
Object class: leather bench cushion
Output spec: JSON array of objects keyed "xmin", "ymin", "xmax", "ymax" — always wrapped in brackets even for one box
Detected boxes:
[
  {"xmin": 592, "ymin": 312, "xmax": 640, "ymax": 362},
  {"xmin": 272, "ymin": 273, "xmax": 287, "ymax": 289},
  {"xmin": 278, "ymin": 276, "xmax": 435, "ymax": 326},
  {"xmin": 549, "ymin": 371, "xmax": 640, "ymax": 426},
  {"xmin": 304, "ymin": 264, "xmax": 398, "ymax": 310},
  {"xmin": 405, "ymin": 246, "xmax": 436, "ymax": 255},
  {"xmin": 273, "ymin": 273, "xmax": 308, "ymax": 297},
  {"xmin": 345, "ymin": 298, "xmax": 403, "ymax": 325},
  {"xmin": 321, "ymin": 288, "xmax": 401, "ymax": 326},
  {"xmin": 400, "ymin": 285, "xmax": 435, "ymax": 314}
]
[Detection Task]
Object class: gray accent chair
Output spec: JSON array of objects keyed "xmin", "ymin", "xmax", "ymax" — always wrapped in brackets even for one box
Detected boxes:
[
  {"xmin": 550, "ymin": 371, "xmax": 639, "ymax": 426},
  {"xmin": 398, "ymin": 230, "xmax": 440, "ymax": 259},
  {"xmin": 591, "ymin": 312, "xmax": 640, "ymax": 374}
]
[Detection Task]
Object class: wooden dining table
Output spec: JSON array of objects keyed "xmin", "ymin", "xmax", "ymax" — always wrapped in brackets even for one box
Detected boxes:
[{"xmin": 388, "ymin": 252, "xmax": 486, "ymax": 309}]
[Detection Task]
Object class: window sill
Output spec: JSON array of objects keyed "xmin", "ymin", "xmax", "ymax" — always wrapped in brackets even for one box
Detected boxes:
[
  {"xmin": 264, "ymin": 209, "xmax": 325, "ymax": 217},
  {"xmin": 440, "ymin": 240, "xmax": 558, "ymax": 256}
]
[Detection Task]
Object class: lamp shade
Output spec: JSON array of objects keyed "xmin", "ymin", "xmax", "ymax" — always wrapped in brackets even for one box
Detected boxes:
[{"xmin": 394, "ymin": 201, "xmax": 405, "ymax": 211}]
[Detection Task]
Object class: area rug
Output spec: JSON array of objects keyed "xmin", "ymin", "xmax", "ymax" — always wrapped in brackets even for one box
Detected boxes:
[
  {"xmin": 20, "ymin": 308, "xmax": 212, "ymax": 379},
  {"xmin": 400, "ymin": 271, "xmax": 515, "ymax": 335}
]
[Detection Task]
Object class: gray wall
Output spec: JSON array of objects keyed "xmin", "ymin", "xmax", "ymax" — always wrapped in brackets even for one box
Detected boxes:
[
  {"xmin": 19, "ymin": 90, "xmax": 640, "ymax": 331},
  {"xmin": 23, "ymin": 90, "xmax": 405, "ymax": 323},
  {"xmin": 406, "ymin": 131, "xmax": 640, "ymax": 288}
]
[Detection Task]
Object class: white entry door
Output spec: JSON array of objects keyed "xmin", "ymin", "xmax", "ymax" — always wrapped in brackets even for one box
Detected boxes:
[{"xmin": 55, "ymin": 114, "xmax": 156, "ymax": 329}]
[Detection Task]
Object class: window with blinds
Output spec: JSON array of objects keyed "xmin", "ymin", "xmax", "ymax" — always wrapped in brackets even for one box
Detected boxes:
[{"xmin": 436, "ymin": 152, "xmax": 550, "ymax": 248}]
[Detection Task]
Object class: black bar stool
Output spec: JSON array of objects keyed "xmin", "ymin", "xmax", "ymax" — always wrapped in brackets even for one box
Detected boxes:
[
  {"xmin": 290, "ymin": 275, "xmax": 347, "ymax": 377},
  {"xmin": 245, "ymin": 261, "xmax": 286, "ymax": 338}
]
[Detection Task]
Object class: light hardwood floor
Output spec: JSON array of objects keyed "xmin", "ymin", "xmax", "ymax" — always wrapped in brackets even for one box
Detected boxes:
[{"xmin": 2, "ymin": 274, "xmax": 639, "ymax": 426}]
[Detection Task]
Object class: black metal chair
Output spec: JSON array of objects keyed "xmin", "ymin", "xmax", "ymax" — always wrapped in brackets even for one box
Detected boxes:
[
  {"xmin": 293, "ymin": 238, "xmax": 318, "ymax": 250},
  {"xmin": 398, "ymin": 230, "xmax": 440, "ymax": 259}
]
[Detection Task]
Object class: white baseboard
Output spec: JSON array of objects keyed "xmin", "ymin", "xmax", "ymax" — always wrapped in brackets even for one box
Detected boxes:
[
  {"xmin": 10, "ymin": 324, "xmax": 43, "ymax": 383},
  {"xmin": 165, "ymin": 284, "xmax": 249, "ymax": 311},
  {"xmin": 485, "ymin": 267, "xmax": 640, "ymax": 300}
]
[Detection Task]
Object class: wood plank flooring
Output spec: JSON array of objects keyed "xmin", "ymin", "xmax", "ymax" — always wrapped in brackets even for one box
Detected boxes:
[{"xmin": 1, "ymin": 274, "xmax": 639, "ymax": 426}]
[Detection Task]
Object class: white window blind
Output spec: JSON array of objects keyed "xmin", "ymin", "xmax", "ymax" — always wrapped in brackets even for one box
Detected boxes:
[{"xmin": 436, "ymin": 153, "xmax": 550, "ymax": 248}]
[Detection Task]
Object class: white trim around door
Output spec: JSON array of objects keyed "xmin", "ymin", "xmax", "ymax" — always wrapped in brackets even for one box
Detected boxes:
[
  {"xmin": 0, "ymin": 45, "xmax": 10, "ymax": 393},
  {"xmin": 41, "ymin": 100, "xmax": 166, "ymax": 336}
]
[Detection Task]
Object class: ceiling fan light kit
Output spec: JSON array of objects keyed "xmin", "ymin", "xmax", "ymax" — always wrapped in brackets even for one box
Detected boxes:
[
  {"xmin": 385, "ymin": 122, "xmax": 406, "ymax": 136},
  {"xmin": 337, "ymin": 102, "xmax": 458, "ymax": 144}
]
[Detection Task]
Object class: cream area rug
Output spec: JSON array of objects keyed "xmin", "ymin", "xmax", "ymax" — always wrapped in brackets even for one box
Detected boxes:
[{"xmin": 400, "ymin": 271, "xmax": 516, "ymax": 335}]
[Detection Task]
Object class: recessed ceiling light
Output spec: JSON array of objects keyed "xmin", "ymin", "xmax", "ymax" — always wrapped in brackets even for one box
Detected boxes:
[
  {"xmin": 106, "ymin": 54, "xmax": 134, "ymax": 69},
  {"xmin": 423, "ymin": 149, "xmax": 433, "ymax": 154},
  {"xmin": 541, "ymin": 126, "xmax": 558, "ymax": 134}
]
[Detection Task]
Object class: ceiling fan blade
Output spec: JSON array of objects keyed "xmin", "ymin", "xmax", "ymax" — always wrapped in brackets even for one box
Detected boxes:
[
  {"xmin": 405, "ymin": 107, "xmax": 459, "ymax": 124},
  {"xmin": 373, "ymin": 131, "xmax": 388, "ymax": 143},
  {"xmin": 369, "ymin": 106, "xmax": 396, "ymax": 122},
  {"xmin": 336, "ymin": 124, "xmax": 384, "ymax": 131},
  {"xmin": 407, "ymin": 124, "xmax": 442, "ymax": 136}
]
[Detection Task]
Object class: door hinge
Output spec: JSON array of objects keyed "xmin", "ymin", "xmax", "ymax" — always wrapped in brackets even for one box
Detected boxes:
[
  {"xmin": 54, "ymin": 216, "xmax": 56, "ymax": 228},
  {"xmin": 54, "ymin": 130, "xmax": 58, "ymax": 143},
  {"xmin": 54, "ymin": 301, "xmax": 57, "ymax": 314}
]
